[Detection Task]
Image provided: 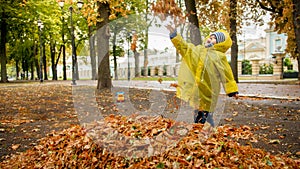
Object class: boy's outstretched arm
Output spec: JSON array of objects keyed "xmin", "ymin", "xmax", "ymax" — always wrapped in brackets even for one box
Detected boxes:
[{"xmin": 165, "ymin": 24, "xmax": 198, "ymax": 61}]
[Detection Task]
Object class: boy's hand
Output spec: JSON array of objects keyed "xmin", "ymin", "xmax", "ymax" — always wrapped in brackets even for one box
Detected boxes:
[
  {"xmin": 165, "ymin": 24, "xmax": 176, "ymax": 33},
  {"xmin": 233, "ymin": 94, "xmax": 239, "ymax": 99}
]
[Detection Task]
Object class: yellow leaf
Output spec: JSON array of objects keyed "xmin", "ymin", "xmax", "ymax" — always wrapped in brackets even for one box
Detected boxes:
[
  {"xmin": 92, "ymin": 157, "xmax": 98, "ymax": 162},
  {"xmin": 260, "ymin": 126, "xmax": 270, "ymax": 130},
  {"xmin": 11, "ymin": 144, "xmax": 20, "ymax": 150},
  {"xmin": 225, "ymin": 118, "xmax": 233, "ymax": 122}
]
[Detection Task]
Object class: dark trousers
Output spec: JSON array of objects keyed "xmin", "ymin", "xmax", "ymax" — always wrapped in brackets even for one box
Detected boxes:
[{"xmin": 194, "ymin": 110, "xmax": 215, "ymax": 127}]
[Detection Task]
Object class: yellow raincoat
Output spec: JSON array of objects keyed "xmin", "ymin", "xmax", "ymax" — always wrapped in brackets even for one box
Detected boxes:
[{"xmin": 171, "ymin": 30, "xmax": 238, "ymax": 112}]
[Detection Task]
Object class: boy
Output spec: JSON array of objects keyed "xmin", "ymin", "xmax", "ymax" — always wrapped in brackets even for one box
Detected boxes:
[{"xmin": 166, "ymin": 25, "xmax": 239, "ymax": 126}]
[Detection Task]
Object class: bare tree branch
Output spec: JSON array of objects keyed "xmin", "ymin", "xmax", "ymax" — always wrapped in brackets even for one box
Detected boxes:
[{"xmin": 256, "ymin": 0, "xmax": 283, "ymax": 16}]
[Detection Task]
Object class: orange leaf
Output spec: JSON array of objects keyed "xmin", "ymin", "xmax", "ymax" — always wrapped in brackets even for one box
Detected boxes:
[{"xmin": 170, "ymin": 83, "xmax": 179, "ymax": 88}]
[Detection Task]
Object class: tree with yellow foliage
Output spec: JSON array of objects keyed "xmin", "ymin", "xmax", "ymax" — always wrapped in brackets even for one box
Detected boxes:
[{"xmin": 82, "ymin": 0, "xmax": 133, "ymax": 89}]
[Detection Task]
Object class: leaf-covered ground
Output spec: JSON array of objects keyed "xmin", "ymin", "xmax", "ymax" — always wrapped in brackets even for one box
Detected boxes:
[{"xmin": 0, "ymin": 82, "xmax": 299, "ymax": 168}]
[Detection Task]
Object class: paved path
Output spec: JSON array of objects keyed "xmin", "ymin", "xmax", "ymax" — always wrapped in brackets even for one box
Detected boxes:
[
  {"xmin": 2, "ymin": 80, "xmax": 299, "ymax": 100},
  {"xmin": 74, "ymin": 80, "xmax": 300, "ymax": 100}
]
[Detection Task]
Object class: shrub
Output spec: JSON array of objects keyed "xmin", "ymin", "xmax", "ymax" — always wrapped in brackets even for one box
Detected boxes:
[
  {"xmin": 242, "ymin": 60, "xmax": 252, "ymax": 75},
  {"xmin": 259, "ymin": 63, "xmax": 273, "ymax": 74}
]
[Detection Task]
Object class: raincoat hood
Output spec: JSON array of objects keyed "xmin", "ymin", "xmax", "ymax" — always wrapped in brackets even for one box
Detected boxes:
[{"xmin": 206, "ymin": 30, "xmax": 232, "ymax": 53}]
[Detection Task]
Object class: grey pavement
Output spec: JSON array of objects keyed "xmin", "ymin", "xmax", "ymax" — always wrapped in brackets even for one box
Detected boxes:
[
  {"xmin": 73, "ymin": 79, "xmax": 300, "ymax": 124},
  {"xmin": 3, "ymin": 79, "xmax": 298, "ymax": 124},
  {"xmin": 74, "ymin": 79, "xmax": 300, "ymax": 100}
]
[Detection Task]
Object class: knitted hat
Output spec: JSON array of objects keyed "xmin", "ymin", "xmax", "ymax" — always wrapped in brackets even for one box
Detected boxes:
[
  {"xmin": 204, "ymin": 30, "xmax": 232, "ymax": 53},
  {"xmin": 211, "ymin": 32, "xmax": 226, "ymax": 44}
]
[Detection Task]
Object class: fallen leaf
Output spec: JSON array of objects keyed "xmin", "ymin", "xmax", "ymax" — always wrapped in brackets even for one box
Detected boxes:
[
  {"xmin": 269, "ymin": 139, "xmax": 280, "ymax": 144},
  {"xmin": 279, "ymin": 135, "xmax": 285, "ymax": 139},
  {"xmin": 260, "ymin": 126, "xmax": 270, "ymax": 130},
  {"xmin": 11, "ymin": 144, "xmax": 20, "ymax": 150},
  {"xmin": 158, "ymin": 78, "xmax": 163, "ymax": 84},
  {"xmin": 225, "ymin": 118, "xmax": 233, "ymax": 122},
  {"xmin": 170, "ymin": 83, "xmax": 179, "ymax": 88},
  {"xmin": 92, "ymin": 157, "xmax": 98, "ymax": 163},
  {"xmin": 250, "ymin": 137, "xmax": 258, "ymax": 143}
]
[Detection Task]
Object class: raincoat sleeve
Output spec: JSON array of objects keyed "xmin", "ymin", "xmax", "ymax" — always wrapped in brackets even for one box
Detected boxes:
[
  {"xmin": 170, "ymin": 34, "xmax": 201, "ymax": 69},
  {"xmin": 218, "ymin": 53, "xmax": 239, "ymax": 96},
  {"xmin": 170, "ymin": 32, "xmax": 204, "ymax": 106}
]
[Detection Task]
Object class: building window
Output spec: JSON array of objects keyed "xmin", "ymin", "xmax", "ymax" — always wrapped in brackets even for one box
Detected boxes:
[{"xmin": 274, "ymin": 37, "xmax": 282, "ymax": 52}]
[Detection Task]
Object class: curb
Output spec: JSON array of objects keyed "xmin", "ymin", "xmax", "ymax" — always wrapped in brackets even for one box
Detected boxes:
[{"xmin": 234, "ymin": 94, "xmax": 300, "ymax": 101}]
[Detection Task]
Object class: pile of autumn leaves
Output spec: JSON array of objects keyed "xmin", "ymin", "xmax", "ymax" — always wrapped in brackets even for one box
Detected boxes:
[{"xmin": 0, "ymin": 114, "xmax": 298, "ymax": 168}]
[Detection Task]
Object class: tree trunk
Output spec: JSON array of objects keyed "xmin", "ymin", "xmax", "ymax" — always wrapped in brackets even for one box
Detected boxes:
[
  {"xmin": 21, "ymin": 56, "xmax": 28, "ymax": 80},
  {"xmin": 31, "ymin": 42, "xmax": 37, "ymax": 80},
  {"xmin": 16, "ymin": 60, "xmax": 20, "ymax": 80},
  {"xmin": 75, "ymin": 46, "xmax": 79, "ymax": 80},
  {"xmin": 43, "ymin": 43, "xmax": 48, "ymax": 80},
  {"xmin": 112, "ymin": 30, "xmax": 118, "ymax": 80},
  {"xmin": 30, "ymin": 61, "xmax": 34, "ymax": 80},
  {"xmin": 89, "ymin": 26, "xmax": 97, "ymax": 80},
  {"xmin": 184, "ymin": 0, "xmax": 201, "ymax": 45},
  {"xmin": 134, "ymin": 51, "xmax": 140, "ymax": 77},
  {"xmin": 297, "ymin": 48, "xmax": 300, "ymax": 80},
  {"xmin": 143, "ymin": 0, "xmax": 150, "ymax": 77},
  {"xmin": 26, "ymin": 69, "xmax": 29, "ymax": 80},
  {"xmin": 62, "ymin": 14, "xmax": 67, "ymax": 81},
  {"xmin": 62, "ymin": 44, "xmax": 67, "ymax": 80},
  {"xmin": 55, "ymin": 45, "xmax": 62, "ymax": 80},
  {"xmin": 177, "ymin": 0, "xmax": 183, "ymax": 63},
  {"xmin": 143, "ymin": 31, "xmax": 149, "ymax": 76},
  {"xmin": 0, "ymin": 12, "xmax": 7, "ymax": 83},
  {"xmin": 292, "ymin": 0, "xmax": 300, "ymax": 80},
  {"xmin": 96, "ymin": 2, "xmax": 112, "ymax": 89},
  {"xmin": 50, "ymin": 42, "xmax": 57, "ymax": 80},
  {"xmin": 230, "ymin": 0, "xmax": 239, "ymax": 83},
  {"xmin": 35, "ymin": 58, "xmax": 39, "ymax": 80}
]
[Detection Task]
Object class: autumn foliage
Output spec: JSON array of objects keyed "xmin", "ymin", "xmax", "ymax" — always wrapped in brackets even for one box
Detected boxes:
[
  {"xmin": 0, "ymin": 114, "xmax": 299, "ymax": 168},
  {"xmin": 151, "ymin": 0, "xmax": 185, "ymax": 26},
  {"xmin": 130, "ymin": 33, "xmax": 138, "ymax": 51}
]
